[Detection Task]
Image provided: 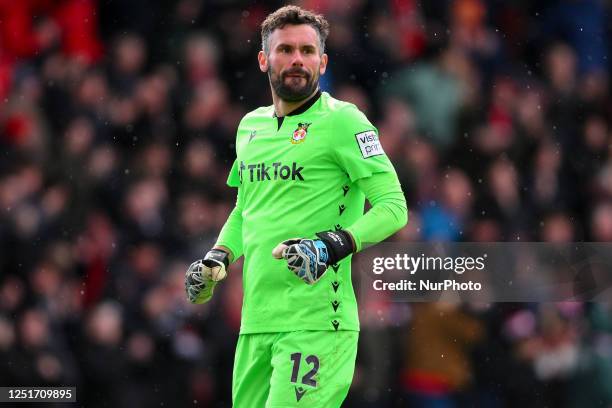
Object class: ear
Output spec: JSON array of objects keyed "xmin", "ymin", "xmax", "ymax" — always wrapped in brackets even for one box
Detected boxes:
[
  {"xmin": 258, "ymin": 50, "xmax": 268, "ymax": 73},
  {"xmin": 319, "ymin": 53, "xmax": 328, "ymax": 75}
]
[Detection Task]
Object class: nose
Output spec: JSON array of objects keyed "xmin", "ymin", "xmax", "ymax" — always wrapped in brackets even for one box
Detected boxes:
[{"xmin": 290, "ymin": 50, "xmax": 304, "ymax": 67}]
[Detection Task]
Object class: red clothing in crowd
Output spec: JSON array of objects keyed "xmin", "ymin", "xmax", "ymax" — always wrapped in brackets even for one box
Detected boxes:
[{"xmin": 0, "ymin": 0, "xmax": 103, "ymax": 99}]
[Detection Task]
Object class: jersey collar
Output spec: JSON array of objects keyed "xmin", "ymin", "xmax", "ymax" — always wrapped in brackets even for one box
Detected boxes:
[{"xmin": 273, "ymin": 89, "xmax": 322, "ymax": 118}]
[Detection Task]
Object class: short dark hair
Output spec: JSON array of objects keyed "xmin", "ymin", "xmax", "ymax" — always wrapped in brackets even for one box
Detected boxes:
[{"xmin": 261, "ymin": 5, "xmax": 330, "ymax": 55}]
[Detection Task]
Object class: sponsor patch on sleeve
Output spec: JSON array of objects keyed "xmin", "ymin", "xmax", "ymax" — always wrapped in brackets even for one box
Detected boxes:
[{"xmin": 355, "ymin": 130, "xmax": 384, "ymax": 159}]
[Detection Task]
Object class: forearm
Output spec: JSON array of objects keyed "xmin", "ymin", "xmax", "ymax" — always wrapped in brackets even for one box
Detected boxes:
[
  {"xmin": 215, "ymin": 189, "xmax": 244, "ymax": 262},
  {"xmin": 345, "ymin": 172, "xmax": 408, "ymax": 252}
]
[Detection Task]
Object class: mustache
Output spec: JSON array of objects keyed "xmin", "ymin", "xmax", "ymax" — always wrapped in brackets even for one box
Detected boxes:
[{"xmin": 282, "ymin": 68, "xmax": 310, "ymax": 78}]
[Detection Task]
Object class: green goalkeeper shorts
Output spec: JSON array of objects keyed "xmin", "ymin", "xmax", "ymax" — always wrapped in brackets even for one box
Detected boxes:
[{"xmin": 232, "ymin": 330, "xmax": 359, "ymax": 408}]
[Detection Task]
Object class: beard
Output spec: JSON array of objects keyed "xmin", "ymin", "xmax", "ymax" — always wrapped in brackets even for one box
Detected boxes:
[{"xmin": 268, "ymin": 66, "xmax": 319, "ymax": 102}]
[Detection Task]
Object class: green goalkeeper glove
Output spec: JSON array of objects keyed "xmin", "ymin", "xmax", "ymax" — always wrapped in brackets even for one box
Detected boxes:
[{"xmin": 185, "ymin": 249, "xmax": 229, "ymax": 304}]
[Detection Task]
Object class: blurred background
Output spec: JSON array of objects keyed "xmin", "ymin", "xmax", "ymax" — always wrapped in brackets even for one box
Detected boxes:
[{"xmin": 1, "ymin": 0, "xmax": 612, "ymax": 407}]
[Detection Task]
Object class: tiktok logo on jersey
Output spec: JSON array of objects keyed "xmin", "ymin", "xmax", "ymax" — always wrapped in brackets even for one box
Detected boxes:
[{"xmin": 239, "ymin": 161, "xmax": 304, "ymax": 183}]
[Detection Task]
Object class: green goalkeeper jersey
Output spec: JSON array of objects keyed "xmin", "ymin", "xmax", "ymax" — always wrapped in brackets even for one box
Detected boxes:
[{"xmin": 217, "ymin": 91, "xmax": 401, "ymax": 334}]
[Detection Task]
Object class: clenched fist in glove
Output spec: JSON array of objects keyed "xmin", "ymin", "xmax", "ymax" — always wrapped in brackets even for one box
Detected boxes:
[
  {"xmin": 185, "ymin": 249, "xmax": 230, "ymax": 304},
  {"xmin": 272, "ymin": 230, "xmax": 354, "ymax": 284}
]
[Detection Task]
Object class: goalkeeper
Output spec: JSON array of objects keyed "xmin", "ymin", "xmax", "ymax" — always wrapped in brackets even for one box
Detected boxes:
[{"xmin": 185, "ymin": 5, "xmax": 407, "ymax": 407}]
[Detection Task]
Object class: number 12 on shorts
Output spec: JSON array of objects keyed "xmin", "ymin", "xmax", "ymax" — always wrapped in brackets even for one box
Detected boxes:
[{"xmin": 290, "ymin": 352, "xmax": 319, "ymax": 387}]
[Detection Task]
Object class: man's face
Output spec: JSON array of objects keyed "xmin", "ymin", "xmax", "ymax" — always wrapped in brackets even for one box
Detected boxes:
[{"xmin": 258, "ymin": 24, "xmax": 328, "ymax": 102}]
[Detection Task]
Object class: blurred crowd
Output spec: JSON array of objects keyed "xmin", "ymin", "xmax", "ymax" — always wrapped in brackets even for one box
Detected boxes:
[{"xmin": 1, "ymin": 0, "xmax": 612, "ymax": 407}]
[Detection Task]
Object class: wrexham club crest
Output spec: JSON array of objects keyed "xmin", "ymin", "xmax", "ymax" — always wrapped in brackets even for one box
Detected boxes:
[{"xmin": 291, "ymin": 122, "xmax": 311, "ymax": 144}]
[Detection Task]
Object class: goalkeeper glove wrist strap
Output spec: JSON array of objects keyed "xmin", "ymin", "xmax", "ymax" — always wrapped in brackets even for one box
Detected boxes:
[
  {"xmin": 206, "ymin": 248, "xmax": 230, "ymax": 268},
  {"xmin": 315, "ymin": 230, "xmax": 354, "ymax": 265}
]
